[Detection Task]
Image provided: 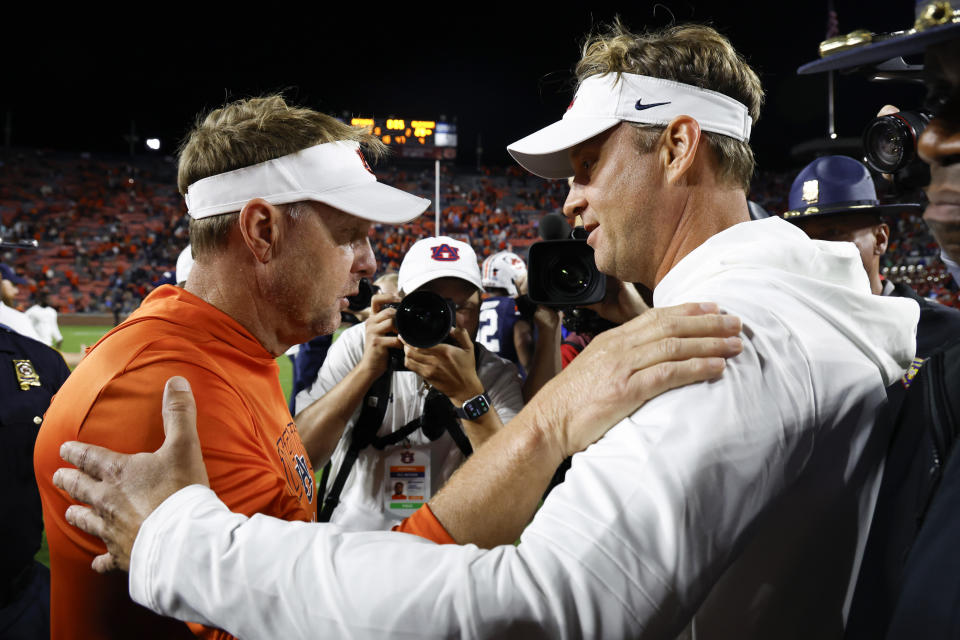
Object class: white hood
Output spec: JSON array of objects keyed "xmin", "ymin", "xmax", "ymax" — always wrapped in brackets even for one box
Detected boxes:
[{"xmin": 655, "ymin": 217, "xmax": 919, "ymax": 386}]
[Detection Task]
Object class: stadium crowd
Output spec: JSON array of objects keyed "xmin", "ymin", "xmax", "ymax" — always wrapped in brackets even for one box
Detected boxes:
[{"xmin": 1, "ymin": 149, "xmax": 957, "ymax": 316}]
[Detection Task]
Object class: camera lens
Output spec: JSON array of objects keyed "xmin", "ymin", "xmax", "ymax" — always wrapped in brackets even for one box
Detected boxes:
[
  {"xmin": 863, "ymin": 110, "xmax": 931, "ymax": 174},
  {"xmin": 551, "ymin": 255, "xmax": 592, "ymax": 296},
  {"xmin": 527, "ymin": 238, "xmax": 606, "ymax": 307},
  {"xmin": 395, "ymin": 290, "xmax": 455, "ymax": 348}
]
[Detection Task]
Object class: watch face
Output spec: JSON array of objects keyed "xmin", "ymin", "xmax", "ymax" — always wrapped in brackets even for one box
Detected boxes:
[{"xmin": 463, "ymin": 394, "xmax": 490, "ymax": 420}]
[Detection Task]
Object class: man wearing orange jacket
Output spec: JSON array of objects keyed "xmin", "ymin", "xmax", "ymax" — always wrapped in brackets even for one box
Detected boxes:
[{"xmin": 33, "ymin": 95, "xmax": 431, "ymax": 639}]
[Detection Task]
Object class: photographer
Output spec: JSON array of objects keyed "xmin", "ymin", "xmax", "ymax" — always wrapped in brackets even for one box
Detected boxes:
[{"xmin": 293, "ymin": 236, "xmax": 523, "ymax": 532}]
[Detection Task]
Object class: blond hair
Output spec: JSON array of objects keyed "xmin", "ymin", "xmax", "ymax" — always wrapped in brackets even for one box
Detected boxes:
[
  {"xmin": 179, "ymin": 95, "xmax": 387, "ymax": 257},
  {"xmin": 575, "ymin": 20, "xmax": 764, "ymax": 191}
]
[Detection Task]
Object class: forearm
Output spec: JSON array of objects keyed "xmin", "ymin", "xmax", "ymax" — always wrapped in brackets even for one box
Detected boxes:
[
  {"xmin": 521, "ymin": 321, "xmax": 562, "ymax": 402},
  {"xmin": 293, "ymin": 362, "xmax": 380, "ymax": 467},
  {"xmin": 130, "ymin": 486, "xmax": 573, "ymax": 639},
  {"xmin": 428, "ymin": 398, "xmax": 564, "ymax": 548}
]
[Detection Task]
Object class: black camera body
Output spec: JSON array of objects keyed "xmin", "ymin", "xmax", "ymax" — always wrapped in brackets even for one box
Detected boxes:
[
  {"xmin": 385, "ymin": 290, "xmax": 458, "ymax": 370},
  {"xmin": 526, "ymin": 230, "xmax": 606, "ymax": 308}
]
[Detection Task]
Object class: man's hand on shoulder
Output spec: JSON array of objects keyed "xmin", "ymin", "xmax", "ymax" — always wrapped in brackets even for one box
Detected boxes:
[
  {"xmin": 529, "ymin": 302, "xmax": 743, "ymax": 458},
  {"xmin": 53, "ymin": 376, "xmax": 208, "ymax": 573}
]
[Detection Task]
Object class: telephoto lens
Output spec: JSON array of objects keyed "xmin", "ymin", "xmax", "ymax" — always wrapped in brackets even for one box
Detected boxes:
[
  {"xmin": 394, "ymin": 290, "xmax": 457, "ymax": 348},
  {"xmin": 863, "ymin": 110, "xmax": 931, "ymax": 174}
]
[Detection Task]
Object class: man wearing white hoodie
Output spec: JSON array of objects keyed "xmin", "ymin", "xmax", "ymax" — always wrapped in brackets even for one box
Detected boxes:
[{"xmin": 54, "ymin": 22, "xmax": 918, "ymax": 639}]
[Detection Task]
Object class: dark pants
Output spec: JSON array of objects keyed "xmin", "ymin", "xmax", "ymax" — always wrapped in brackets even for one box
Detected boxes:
[{"xmin": 0, "ymin": 562, "xmax": 50, "ymax": 640}]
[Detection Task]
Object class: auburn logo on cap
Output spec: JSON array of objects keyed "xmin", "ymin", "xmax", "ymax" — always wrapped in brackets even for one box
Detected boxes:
[
  {"xmin": 430, "ymin": 244, "xmax": 460, "ymax": 261},
  {"xmin": 355, "ymin": 149, "xmax": 375, "ymax": 175}
]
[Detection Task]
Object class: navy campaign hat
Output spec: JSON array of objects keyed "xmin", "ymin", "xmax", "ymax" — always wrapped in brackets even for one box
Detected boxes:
[
  {"xmin": 0, "ymin": 263, "xmax": 27, "ymax": 285},
  {"xmin": 782, "ymin": 156, "xmax": 923, "ymax": 220},
  {"xmin": 799, "ymin": 1, "xmax": 960, "ymax": 74}
]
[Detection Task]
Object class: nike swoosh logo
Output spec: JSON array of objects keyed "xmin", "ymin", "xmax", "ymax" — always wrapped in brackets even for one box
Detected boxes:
[{"xmin": 635, "ymin": 99, "xmax": 671, "ymax": 111}]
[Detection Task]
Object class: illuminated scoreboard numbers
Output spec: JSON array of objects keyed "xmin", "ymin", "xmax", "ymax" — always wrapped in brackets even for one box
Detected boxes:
[{"xmin": 349, "ymin": 116, "xmax": 456, "ymax": 159}]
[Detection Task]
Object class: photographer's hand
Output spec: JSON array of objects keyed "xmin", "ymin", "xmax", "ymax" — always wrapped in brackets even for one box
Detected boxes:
[
  {"xmin": 519, "ymin": 305, "xmax": 562, "ymax": 402},
  {"xmin": 403, "ymin": 328, "xmax": 504, "ymax": 448},
  {"xmin": 403, "ymin": 328, "xmax": 482, "ymax": 406},
  {"xmin": 358, "ymin": 292, "xmax": 403, "ymax": 378}
]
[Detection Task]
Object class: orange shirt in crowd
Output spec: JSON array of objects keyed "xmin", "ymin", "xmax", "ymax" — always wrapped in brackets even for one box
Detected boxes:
[{"xmin": 34, "ymin": 286, "xmax": 317, "ymax": 640}]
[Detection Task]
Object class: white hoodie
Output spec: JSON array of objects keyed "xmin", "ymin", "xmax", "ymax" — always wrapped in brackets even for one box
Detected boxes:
[{"xmin": 130, "ymin": 217, "xmax": 919, "ymax": 640}]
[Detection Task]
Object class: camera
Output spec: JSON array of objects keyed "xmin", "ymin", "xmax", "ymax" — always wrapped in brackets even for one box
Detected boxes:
[
  {"xmin": 384, "ymin": 290, "xmax": 458, "ymax": 370},
  {"xmin": 346, "ymin": 278, "xmax": 379, "ymax": 312},
  {"xmin": 863, "ymin": 109, "xmax": 932, "ymax": 189},
  {"xmin": 526, "ymin": 227, "xmax": 606, "ymax": 307}
]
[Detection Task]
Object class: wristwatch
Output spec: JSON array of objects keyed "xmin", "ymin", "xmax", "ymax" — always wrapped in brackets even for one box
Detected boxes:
[{"xmin": 456, "ymin": 392, "xmax": 491, "ymax": 421}]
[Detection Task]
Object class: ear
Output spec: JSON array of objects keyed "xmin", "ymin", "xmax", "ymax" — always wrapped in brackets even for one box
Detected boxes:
[
  {"xmin": 874, "ymin": 222, "xmax": 890, "ymax": 255},
  {"xmin": 660, "ymin": 116, "xmax": 702, "ymax": 185},
  {"xmin": 237, "ymin": 198, "xmax": 283, "ymax": 264}
]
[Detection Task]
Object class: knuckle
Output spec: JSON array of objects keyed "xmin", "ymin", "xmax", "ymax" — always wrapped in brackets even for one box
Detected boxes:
[
  {"xmin": 75, "ymin": 446, "xmax": 89, "ymax": 473},
  {"xmin": 67, "ymin": 473, "xmax": 83, "ymax": 501},
  {"xmin": 647, "ymin": 361, "xmax": 673, "ymax": 388},
  {"xmin": 659, "ymin": 336, "xmax": 682, "ymax": 358},
  {"xmin": 105, "ymin": 459, "xmax": 124, "ymax": 482},
  {"xmin": 101, "ymin": 499, "xmax": 119, "ymax": 524}
]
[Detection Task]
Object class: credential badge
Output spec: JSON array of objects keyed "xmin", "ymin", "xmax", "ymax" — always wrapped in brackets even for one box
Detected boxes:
[
  {"xmin": 802, "ymin": 179, "xmax": 820, "ymax": 204},
  {"xmin": 13, "ymin": 359, "xmax": 40, "ymax": 391}
]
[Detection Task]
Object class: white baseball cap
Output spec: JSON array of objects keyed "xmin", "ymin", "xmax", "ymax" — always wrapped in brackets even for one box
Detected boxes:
[
  {"xmin": 398, "ymin": 236, "xmax": 484, "ymax": 294},
  {"xmin": 481, "ymin": 251, "xmax": 527, "ymax": 297},
  {"xmin": 184, "ymin": 141, "xmax": 430, "ymax": 224},
  {"xmin": 507, "ymin": 72, "xmax": 753, "ymax": 179}
]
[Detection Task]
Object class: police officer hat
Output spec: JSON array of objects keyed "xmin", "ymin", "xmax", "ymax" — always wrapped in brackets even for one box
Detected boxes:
[
  {"xmin": 798, "ymin": 1, "xmax": 960, "ymax": 74},
  {"xmin": 0, "ymin": 263, "xmax": 27, "ymax": 285},
  {"xmin": 782, "ymin": 156, "xmax": 923, "ymax": 220}
]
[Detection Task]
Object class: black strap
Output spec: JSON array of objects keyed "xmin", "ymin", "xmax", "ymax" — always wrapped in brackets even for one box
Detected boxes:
[
  {"xmin": 317, "ymin": 371, "xmax": 392, "ymax": 522},
  {"xmin": 317, "ymin": 345, "xmax": 486, "ymax": 521},
  {"xmin": 369, "ymin": 389, "xmax": 473, "ymax": 457}
]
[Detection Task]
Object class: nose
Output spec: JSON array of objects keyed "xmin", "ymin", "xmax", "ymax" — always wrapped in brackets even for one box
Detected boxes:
[
  {"xmin": 918, "ymin": 115, "xmax": 960, "ymax": 167},
  {"xmin": 354, "ymin": 237, "xmax": 377, "ymax": 279},
  {"xmin": 562, "ymin": 184, "xmax": 587, "ymax": 226}
]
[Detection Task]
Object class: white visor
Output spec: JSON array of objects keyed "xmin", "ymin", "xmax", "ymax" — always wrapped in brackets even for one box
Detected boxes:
[
  {"xmin": 507, "ymin": 73, "xmax": 753, "ymax": 179},
  {"xmin": 184, "ymin": 141, "xmax": 430, "ymax": 223}
]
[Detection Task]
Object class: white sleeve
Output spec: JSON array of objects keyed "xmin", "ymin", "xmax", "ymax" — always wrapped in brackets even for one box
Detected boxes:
[
  {"xmin": 128, "ymin": 295, "xmax": 891, "ymax": 639},
  {"xmin": 293, "ymin": 323, "xmax": 366, "ymax": 415}
]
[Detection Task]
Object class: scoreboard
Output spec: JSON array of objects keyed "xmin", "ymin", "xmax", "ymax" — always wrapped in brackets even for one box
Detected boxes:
[{"xmin": 350, "ymin": 117, "xmax": 457, "ymax": 160}]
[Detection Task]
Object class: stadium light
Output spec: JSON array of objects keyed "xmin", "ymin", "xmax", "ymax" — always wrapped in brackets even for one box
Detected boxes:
[{"xmin": 146, "ymin": 138, "xmax": 161, "ymax": 150}]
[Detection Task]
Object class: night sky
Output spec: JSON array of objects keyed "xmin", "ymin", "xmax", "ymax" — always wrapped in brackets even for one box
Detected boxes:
[{"xmin": 7, "ymin": 3, "xmax": 926, "ymax": 171}]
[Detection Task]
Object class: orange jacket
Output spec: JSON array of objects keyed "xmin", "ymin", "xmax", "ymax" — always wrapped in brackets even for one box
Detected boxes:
[{"xmin": 35, "ymin": 286, "xmax": 316, "ymax": 639}]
